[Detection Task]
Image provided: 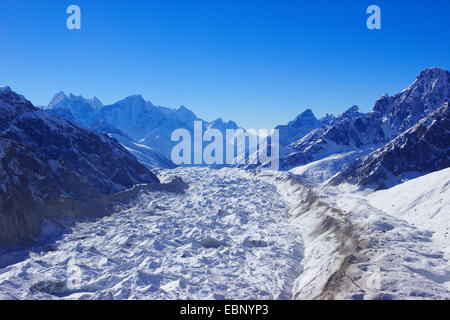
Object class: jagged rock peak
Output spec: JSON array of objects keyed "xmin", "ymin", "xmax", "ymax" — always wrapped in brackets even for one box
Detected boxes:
[{"xmin": 339, "ymin": 105, "xmax": 362, "ymax": 119}]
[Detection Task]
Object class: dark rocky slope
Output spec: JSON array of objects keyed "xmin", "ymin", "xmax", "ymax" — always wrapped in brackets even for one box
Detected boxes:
[
  {"xmin": 283, "ymin": 68, "xmax": 450, "ymax": 169},
  {"xmin": 330, "ymin": 102, "xmax": 450, "ymax": 189},
  {"xmin": 0, "ymin": 87, "xmax": 160, "ymax": 247}
]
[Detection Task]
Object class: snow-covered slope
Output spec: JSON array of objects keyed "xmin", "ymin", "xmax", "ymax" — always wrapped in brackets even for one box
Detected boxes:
[
  {"xmin": 369, "ymin": 168, "xmax": 450, "ymax": 248},
  {"xmin": 91, "ymin": 121, "xmax": 175, "ymax": 170},
  {"xmin": 43, "ymin": 108, "xmax": 175, "ymax": 170},
  {"xmin": 288, "ymin": 149, "xmax": 374, "ymax": 184},
  {"xmin": 309, "ymin": 177, "xmax": 450, "ymax": 299}
]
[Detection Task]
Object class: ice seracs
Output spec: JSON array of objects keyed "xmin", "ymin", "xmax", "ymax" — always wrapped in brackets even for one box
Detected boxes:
[
  {"xmin": 368, "ymin": 167, "xmax": 450, "ymax": 249},
  {"xmin": 0, "ymin": 168, "xmax": 305, "ymax": 300}
]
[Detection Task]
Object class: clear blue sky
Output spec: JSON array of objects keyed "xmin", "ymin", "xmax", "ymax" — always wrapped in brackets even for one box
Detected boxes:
[{"xmin": 0, "ymin": 0, "xmax": 449, "ymax": 129}]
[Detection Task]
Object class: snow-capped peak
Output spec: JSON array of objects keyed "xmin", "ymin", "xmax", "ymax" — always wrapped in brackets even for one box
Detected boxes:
[
  {"xmin": 0, "ymin": 86, "xmax": 12, "ymax": 93},
  {"xmin": 294, "ymin": 109, "xmax": 315, "ymax": 119},
  {"xmin": 288, "ymin": 109, "xmax": 319, "ymax": 127},
  {"xmin": 47, "ymin": 91, "xmax": 68, "ymax": 109},
  {"xmin": 91, "ymin": 96, "xmax": 103, "ymax": 109},
  {"xmin": 417, "ymin": 66, "xmax": 447, "ymax": 80},
  {"xmin": 338, "ymin": 105, "xmax": 362, "ymax": 119},
  {"xmin": 0, "ymin": 86, "xmax": 30, "ymax": 107},
  {"xmin": 48, "ymin": 91, "xmax": 103, "ymax": 111},
  {"xmin": 177, "ymin": 105, "xmax": 189, "ymax": 111},
  {"xmin": 171, "ymin": 105, "xmax": 198, "ymax": 122},
  {"xmin": 120, "ymin": 94, "xmax": 146, "ymax": 104}
]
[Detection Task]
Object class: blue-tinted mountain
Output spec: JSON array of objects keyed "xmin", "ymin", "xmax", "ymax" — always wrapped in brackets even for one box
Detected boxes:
[
  {"xmin": 276, "ymin": 109, "xmax": 323, "ymax": 146},
  {"xmin": 47, "ymin": 92, "xmax": 102, "ymax": 126},
  {"xmin": 47, "ymin": 93, "xmax": 247, "ymax": 162},
  {"xmin": 283, "ymin": 68, "xmax": 450, "ymax": 169},
  {"xmin": 91, "ymin": 120, "xmax": 176, "ymax": 170}
]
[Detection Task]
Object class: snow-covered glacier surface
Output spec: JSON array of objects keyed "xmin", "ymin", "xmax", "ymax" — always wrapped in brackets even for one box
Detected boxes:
[
  {"xmin": 319, "ymin": 172, "xmax": 450, "ymax": 299},
  {"xmin": 0, "ymin": 168, "xmax": 304, "ymax": 300}
]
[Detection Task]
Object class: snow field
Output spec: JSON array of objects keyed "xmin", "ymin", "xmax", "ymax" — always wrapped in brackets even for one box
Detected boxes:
[{"xmin": 319, "ymin": 177, "xmax": 450, "ymax": 299}]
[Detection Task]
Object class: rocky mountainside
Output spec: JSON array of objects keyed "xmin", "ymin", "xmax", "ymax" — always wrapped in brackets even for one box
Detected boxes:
[
  {"xmin": 0, "ymin": 87, "xmax": 160, "ymax": 247},
  {"xmin": 330, "ymin": 102, "xmax": 450, "ymax": 189},
  {"xmin": 283, "ymin": 68, "xmax": 449, "ymax": 169}
]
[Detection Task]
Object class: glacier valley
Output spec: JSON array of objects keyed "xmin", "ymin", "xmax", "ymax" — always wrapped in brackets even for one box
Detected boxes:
[{"xmin": 0, "ymin": 167, "xmax": 448, "ymax": 300}]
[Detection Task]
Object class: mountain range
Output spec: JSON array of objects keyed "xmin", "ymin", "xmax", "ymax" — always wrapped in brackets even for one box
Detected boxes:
[
  {"xmin": 0, "ymin": 67, "xmax": 449, "ymax": 254},
  {"xmin": 41, "ymin": 68, "xmax": 450, "ymax": 190},
  {"xmin": 240, "ymin": 67, "xmax": 449, "ymax": 189},
  {"xmin": 330, "ymin": 101, "xmax": 450, "ymax": 189},
  {"xmin": 283, "ymin": 70, "xmax": 444, "ymax": 163},
  {"xmin": 45, "ymin": 93, "xmax": 241, "ymax": 165}
]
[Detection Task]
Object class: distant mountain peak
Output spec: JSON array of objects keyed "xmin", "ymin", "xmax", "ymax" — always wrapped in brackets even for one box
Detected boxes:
[
  {"xmin": 288, "ymin": 109, "xmax": 318, "ymax": 127},
  {"xmin": 47, "ymin": 91, "xmax": 66, "ymax": 109},
  {"xmin": 320, "ymin": 113, "xmax": 336, "ymax": 124},
  {"xmin": 402, "ymin": 67, "xmax": 449, "ymax": 95},
  {"xmin": 116, "ymin": 94, "xmax": 148, "ymax": 107},
  {"xmin": 127, "ymin": 94, "xmax": 144, "ymax": 100},
  {"xmin": 0, "ymin": 86, "xmax": 32, "ymax": 110},
  {"xmin": 172, "ymin": 105, "xmax": 198, "ymax": 122},
  {"xmin": 273, "ymin": 108, "xmax": 323, "ymax": 146},
  {"xmin": 91, "ymin": 96, "xmax": 103, "ymax": 109},
  {"xmin": 297, "ymin": 108, "xmax": 315, "ymax": 118},
  {"xmin": 0, "ymin": 86, "xmax": 12, "ymax": 92},
  {"xmin": 208, "ymin": 117, "xmax": 239, "ymax": 131},
  {"xmin": 417, "ymin": 67, "xmax": 448, "ymax": 80},
  {"xmin": 48, "ymin": 91, "xmax": 103, "ymax": 110},
  {"xmin": 177, "ymin": 105, "xmax": 189, "ymax": 111},
  {"xmin": 227, "ymin": 120, "xmax": 239, "ymax": 129},
  {"xmin": 339, "ymin": 105, "xmax": 362, "ymax": 119}
]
